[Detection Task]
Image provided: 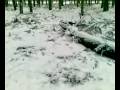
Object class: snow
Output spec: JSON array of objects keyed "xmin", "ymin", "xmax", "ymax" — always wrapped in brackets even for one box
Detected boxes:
[{"xmin": 5, "ymin": 5, "xmax": 115, "ymax": 90}]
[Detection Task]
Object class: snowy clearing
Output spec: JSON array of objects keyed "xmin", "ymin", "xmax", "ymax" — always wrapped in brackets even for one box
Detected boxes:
[{"xmin": 5, "ymin": 5, "xmax": 115, "ymax": 90}]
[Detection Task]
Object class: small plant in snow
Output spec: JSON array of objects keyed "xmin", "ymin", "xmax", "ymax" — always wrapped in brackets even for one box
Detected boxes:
[
  {"xmin": 94, "ymin": 44, "xmax": 113, "ymax": 56},
  {"xmin": 44, "ymin": 66, "xmax": 97, "ymax": 86}
]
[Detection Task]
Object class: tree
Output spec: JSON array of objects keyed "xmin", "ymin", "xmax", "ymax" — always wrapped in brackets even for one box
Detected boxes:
[
  {"xmin": 95, "ymin": 0, "xmax": 97, "ymax": 4},
  {"xmin": 61, "ymin": 0, "xmax": 64, "ymax": 6},
  {"xmin": 85, "ymin": 0, "xmax": 88, "ymax": 4},
  {"xmin": 37, "ymin": 0, "xmax": 40, "ymax": 6},
  {"xmin": 77, "ymin": 0, "xmax": 79, "ymax": 7},
  {"xmin": 28, "ymin": 0, "xmax": 33, "ymax": 12},
  {"xmin": 103, "ymin": 0, "xmax": 109, "ymax": 11},
  {"xmin": 112, "ymin": 0, "xmax": 115, "ymax": 7},
  {"xmin": 65, "ymin": 0, "xmax": 67, "ymax": 5},
  {"xmin": 33, "ymin": 0, "xmax": 36, "ymax": 7},
  {"xmin": 46, "ymin": 0, "xmax": 48, "ymax": 5},
  {"xmin": 88, "ymin": 0, "xmax": 91, "ymax": 5},
  {"xmin": 12, "ymin": 0, "xmax": 17, "ymax": 10},
  {"xmin": 81, "ymin": 0, "xmax": 84, "ymax": 16},
  {"xmin": 59, "ymin": 0, "xmax": 62, "ymax": 9},
  {"xmin": 23, "ymin": 0, "xmax": 26, "ymax": 5},
  {"xmin": 42, "ymin": 0, "xmax": 44, "ymax": 5},
  {"xmin": 5, "ymin": 0, "xmax": 8, "ymax": 7},
  {"xmin": 91, "ymin": 0, "xmax": 92, "ymax": 4},
  {"xmin": 74, "ymin": 0, "xmax": 76, "ymax": 4},
  {"xmin": 49, "ymin": 0, "xmax": 52, "ymax": 10},
  {"xmin": 97, "ymin": 0, "xmax": 100, "ymax": 4},
  {"xmin": 101, "ymin": 0, "xmax": 104, "ymax": 8},
  {"xmin": 19, "ymin": 0, "xmax": 23, "ymax": 14}
]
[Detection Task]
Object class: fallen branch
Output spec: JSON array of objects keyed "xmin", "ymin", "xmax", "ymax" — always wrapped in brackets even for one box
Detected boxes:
[{"xmin": 59, "ymin": 22, "xmax": 115, "ymax": 59}]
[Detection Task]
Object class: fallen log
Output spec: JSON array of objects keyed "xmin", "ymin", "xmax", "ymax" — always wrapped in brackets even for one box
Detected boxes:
[{"xmin": 59, "ymin": 22, "xmax": 115, "ymax": 59}]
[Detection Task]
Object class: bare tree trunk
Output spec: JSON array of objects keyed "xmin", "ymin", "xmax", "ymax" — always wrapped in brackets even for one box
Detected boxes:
[
  {"xmin": 59, "ymin": 0, "xmax": 62, "ymax": 9},
  {"xmin": 41, "ymin": 0, "xmax": 44, "ymax": 5},
  {"xmin": 88, "ymin": 0, "xmax": 91, "ymax": 5},
  {"xmin": 81, "ymin": 0, "xmax": 84, "ymax": 16},
  {"xmin": 49, "ymin": 0, "xmax": 52, "ymax": 10},
  {"xmin": 46, "ymin": 0, "xmax": 48, "ymax": 5},
  {"xmin": 85, "ymin": 0, "xmax": 87, "ymax": 4},
  {"xmin": 33, "ymin": 0, "xmax": 36, "ymax": 6},
  {"xmin": 112, "ymin": 0, "xmax": 115, "ymax": 7},
  {"xmin": 97, "ymin": 0, "xmax": 99, "ymax": 4},
  {"xmin": 101, "ymin": 0, "xmax": 104, "ymax": 8},
  {"xmin": 37, "ymin": 0, "xmax": 40, "ymax": 6},
  {"xmin": 74, "ymin": 0, "xmax": 76, "ymax": 4},
  {"xmin": 5, "ymin": 0, "xmax": 9, "ymax": 7},
  {"xmin": 23, "ymin": 0, "xmax": 26, "ymax": 5},
  {"xmin": 61, "ymin": 0, "xmax": 64, "ymax": 6},
  {"xmin": 77, "ymin": 0, "xmax": 79, "ymax": 7},
  {"xmin": 12, "ymin": 0, "xmax": 17, "ymax": 10},
  {"xmin": 95, "ymin": 0, "xmax": 97, "ymax": 4},
  {"xmin": 19, "ymin": 0, "xmax": 23, "ymax": 14},
  {"xmin": 65, "ymin": 0, "xmax": 66, "ymax": 5},
  {"xmin": 103, "ymin": 0, "xmax": 109, "ymax": 11},
  {"xmin": 28, "ymin": 0, "xmax": 33, "ymax": 12}
]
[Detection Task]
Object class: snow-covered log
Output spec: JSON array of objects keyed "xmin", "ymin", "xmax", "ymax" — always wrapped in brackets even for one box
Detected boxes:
[{"xmin": 59, "ymin": 22, "xmax": 115, "ymax": 59}]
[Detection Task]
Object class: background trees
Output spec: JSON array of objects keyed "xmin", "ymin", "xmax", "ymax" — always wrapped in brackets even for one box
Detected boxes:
[{"xmin": 5, "ymin": 0, "xmax": 115, "ymax": 14}]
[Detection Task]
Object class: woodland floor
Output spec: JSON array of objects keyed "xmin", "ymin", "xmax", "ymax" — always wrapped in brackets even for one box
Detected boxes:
[{"xmin": 5, "ymin": 5, "xmax": 115, "ymax": 90}]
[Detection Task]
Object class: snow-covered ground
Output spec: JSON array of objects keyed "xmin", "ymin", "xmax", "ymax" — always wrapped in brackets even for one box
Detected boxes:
[{"xmin": 5, "ymin": 5, "xmax": 115, "ymax": 90}]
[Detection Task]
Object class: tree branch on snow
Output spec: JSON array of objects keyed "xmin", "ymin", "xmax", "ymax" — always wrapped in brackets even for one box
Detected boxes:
[{"xmin": 59, "ymin": 21, "xmax": 115, "ymax": 59}]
